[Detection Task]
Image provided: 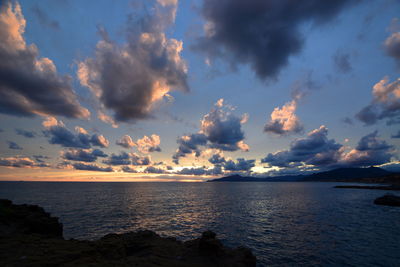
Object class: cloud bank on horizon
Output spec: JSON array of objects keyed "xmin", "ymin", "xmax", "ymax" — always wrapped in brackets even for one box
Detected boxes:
[{"xmin": 0, "ymin": 0, "xmax": 399, "ymax": 180}]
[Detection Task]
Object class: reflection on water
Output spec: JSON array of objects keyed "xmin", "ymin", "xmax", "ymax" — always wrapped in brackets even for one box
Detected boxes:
[{"xmin": 1, "ymin": 181, "xmax": 399, "ymax": 266}]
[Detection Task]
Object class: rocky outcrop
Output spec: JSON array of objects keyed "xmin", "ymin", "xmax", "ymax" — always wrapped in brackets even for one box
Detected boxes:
[
  {"xmin": 374, "ymin": 194, "xmax": 400, "ymax": 207},
  {"xmin": 0, "ymin": 199, "xmax": 63, "ymax": 238},
  {"xmin": 0, "ymin": 199, "xmax": 256, "ymax": 266}
]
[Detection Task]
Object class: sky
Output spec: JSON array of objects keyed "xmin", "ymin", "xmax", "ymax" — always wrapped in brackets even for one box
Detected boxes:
[{"xmin": 0, "ymin": 0, "xmax": 400, "ymax": 181}]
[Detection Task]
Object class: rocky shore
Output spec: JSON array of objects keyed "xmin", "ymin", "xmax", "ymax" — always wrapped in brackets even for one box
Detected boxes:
[{"xmin": 0, "ymin": 199, "xmax": 256, "ymax": 266}]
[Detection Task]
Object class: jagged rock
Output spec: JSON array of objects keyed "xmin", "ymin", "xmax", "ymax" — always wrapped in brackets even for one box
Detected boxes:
[
  {"xmin": 0, "ymin": 199, "xmax": 256, "ymax": 266},
  {"xmin": 0, "ymin": 199, "xmax": 63, "ymax": 238},
  {"xmin": 374, "ymin": 194, "xmax": 400, "ymax": 207}
]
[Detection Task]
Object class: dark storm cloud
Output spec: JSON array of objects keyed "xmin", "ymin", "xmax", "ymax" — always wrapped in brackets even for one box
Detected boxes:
[
  {"xmin": 43, "ymin": 118, "xmax": 110, "ymax": 149},
  {"xmin": 173, "ymin": 99, "xmax": 249, "ymax": 164},
  {"xmin": 194, "ymin": 0, "xmax": 356, "ymax": 80},
  {"xmin": 62, "ymin": 149, "xmax": 107, "ymax": 162},
  {"xmin": 78, "ymin": 1, "xmax": 188, "ymax": 122},
  {"xmin": 31, "ymin": 5, "xmax": 60, "ymax": 30},
  {"xmin": 72, "ymin": 162, "xmax": 113, "ymax": 172},
  {"xmin": 262, "ymin": 126, "xmax": 343, "ymax": 167},
  {"xmin": 103, "ymin": 152, "xmax": 151, "ymax": 166},
  {"xmin": 7, "ymin": 141, "xmax": 22, "ymax": 150},
  {"xmin": 15, "ymin": 128, "xmax": 36, "ymax": 138},
  {"xmin": 333, "ymin": 50, "xmax": 352, "ymax": 73},
  {"xmin": 0, "ymin": 2, "xmax": 89, "ymax": 119},
  {"xmin": 223, "ymin": 158, "xmax": 255, "ymax": 172},
  {"xmin": 356, "ymin": 77, "xmax": 400, "ymax": 125}
]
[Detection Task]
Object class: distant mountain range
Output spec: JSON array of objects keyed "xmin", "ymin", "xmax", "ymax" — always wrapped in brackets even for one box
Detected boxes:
[{"xmin": 208, "ymin": 167, "xmax": 394, "ymax": 183}]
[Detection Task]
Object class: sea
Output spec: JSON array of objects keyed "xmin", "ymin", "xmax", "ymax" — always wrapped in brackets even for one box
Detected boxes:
[{"xmin": 0, "ymin": 181, "xmax": 399, "ymax": 266}]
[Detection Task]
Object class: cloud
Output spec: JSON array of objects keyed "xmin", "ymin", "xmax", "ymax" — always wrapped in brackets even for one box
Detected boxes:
[
  {"xmin": 130, "ymin": 153, "xmax": 151, "ymax": 166},
  {"xmin": 32, "ymin": 155, "xmax": 50, "ymax": 163},
  {"xmin": 262, "ymin": 126, "xmax": 343, "ymax": 168},
  {"xmin": 223, "ymin": 158, "xmax": 255, "ymax": 172},
  {"xmin": 15, "ymin": 128, "xmax": 36, "ymax": 138},
  {"xmin": 342, "ymin": 117, "xmax": 354, "ymax": 125},
  {"xmin": 193, "ymin": 0, "xmax": 355, "ymax": 80},
  {"xmin": 7, "ymin": 141, "xmax": 22, "ymax": 150},
  {"xmin": 103, "ymin": 152, "xmax": 151, "ymax": 166},
  {"xmin": 116, "ymin": 134, "xmax": 161, "ymax": 153},
  {"xmin": 121, "ymin": 166, "xmax": 137, "ymax": 173},
  {"xmin": 116, "ymin": 135, "xmax": 136, "ymax": 149},
  {"xmin": 392, "ymin": 130, "xmax": 400, "ymax": 138},
  {"xmin": 144, "ymin": 166, "xmax": 166, "ymax": 174},
  {"xmin": 208, "ymin": 152, "xmax": 226, "ymax": 164},
  {"xmin": 264, "ymin": 99, "xmax": 303, "ymax": 135},
  {"xmin": 62, "ymin": 148, "xmax": 107, "ymax": 162},
  {"xmin": 0, "ymin": 156, "xmax": 48, "ymax": 168},
  {"xmin": 384, "ymin": 19, "xmax": 400, "ymax": 66},
  {"xmin": 173, "ymin": 133, "xmax": 208, "ymax": 164},
  {"xmin": 42, "ymin": 117, "xmax": 110, "ymax": 148},
  {"xmin": 177, "ymin": 165, "xmax": 222, "ymax": 176},
  {"xmin": 356, "ymin": 76, "xmax": 400, "ymax": 125},
  {"xmin": 136, "ymin": 134, "xmax": 161, "ymax": 153},
  {"xmin": 77, "ymin": 0, "xmax": 187, "ymax": 122},
  {"xmin": 0, "ymin": 1, "xmax": 89, "ymax": 118},
  {"xmin": 262, "ymin": 126, "xmax": 395, "ymax": 169},
  {"xmin": 31, "ymin": 4, "xmax": 60, "ymax": 30},
  {"xmin": 72, "ymin": 162, "xmax": 113, "ymax": 172},
  {"xmin": 341, "ymin": 131, "xmax": 395, "ymax": 167},
  {"xmin": 333, "ymin": 50, "xmax": 352, "ymax": 73},
  {"xmin": 173, "ymin": 99, "xmax": 249, "ymax": 163}
]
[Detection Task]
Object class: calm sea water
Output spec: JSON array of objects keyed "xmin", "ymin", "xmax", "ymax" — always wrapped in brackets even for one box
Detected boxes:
[{"xmin": 0, "ymin": 181, "xmax": 399, "ymax": 266}]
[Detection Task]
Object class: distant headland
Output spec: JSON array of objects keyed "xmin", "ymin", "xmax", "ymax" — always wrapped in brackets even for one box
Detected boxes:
[{"xmin": 208, "ymin": 166, "xmax": 398, "ymax": 184}]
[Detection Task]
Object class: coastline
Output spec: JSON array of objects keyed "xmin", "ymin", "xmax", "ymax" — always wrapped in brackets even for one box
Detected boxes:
[{"xmin": 0, "ymin": 199, "xmax": 256, "ymax": 267}]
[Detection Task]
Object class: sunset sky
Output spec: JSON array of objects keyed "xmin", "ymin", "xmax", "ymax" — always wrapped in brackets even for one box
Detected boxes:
[{"xmin": 0, "ymin": 0, "xmax": 399, "ymax": 181}]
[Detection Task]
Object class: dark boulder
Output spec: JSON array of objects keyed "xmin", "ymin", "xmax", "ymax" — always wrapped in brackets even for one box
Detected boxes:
[
  {"xmin": 374, "ymin": 194, "xmax": 400, "ymax": 207},
  {"xmin": 0, "ymin": 199, "xmax": 63, "ymax": 238}
]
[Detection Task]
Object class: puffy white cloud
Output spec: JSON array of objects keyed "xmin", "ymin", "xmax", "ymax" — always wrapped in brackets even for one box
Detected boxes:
[
  {"xmin": 136, "ymin": 134, "xmax": 161, "ymax": 153},
  {"xmin": 356, "ymin": 76, "xmax": 400, "ymax": 125},
  {"xmin": 264, "ymin": 100, "xmax": 303, "ymax": 135}
]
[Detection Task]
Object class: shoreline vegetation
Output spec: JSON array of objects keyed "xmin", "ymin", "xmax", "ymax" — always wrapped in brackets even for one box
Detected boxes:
[{"xmin": 0, "ymin": 199, "xmax": 256, "ymax": 266}]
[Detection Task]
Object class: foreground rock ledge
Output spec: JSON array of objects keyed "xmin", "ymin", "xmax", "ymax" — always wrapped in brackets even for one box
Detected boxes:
[{"xmin": 0, "ymin": 199, "xmax": 256, "ymax": 266}]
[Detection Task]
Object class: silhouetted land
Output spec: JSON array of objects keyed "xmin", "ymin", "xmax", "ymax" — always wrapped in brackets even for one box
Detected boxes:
[
  {"xmin": 209, "ymin": 167, "xmax": 400, "ymax": 184},
  {"xmin": 0, "ymin": 199, "xmax": 256, "ymax": 266}
]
